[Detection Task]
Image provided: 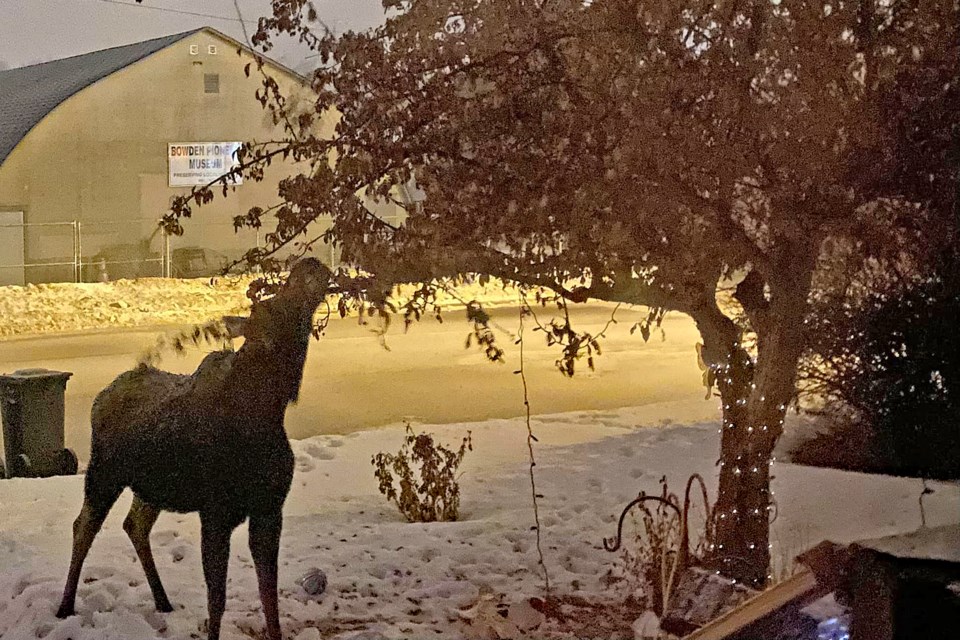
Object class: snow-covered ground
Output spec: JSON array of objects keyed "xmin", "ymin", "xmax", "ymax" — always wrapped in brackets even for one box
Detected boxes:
[
  {"xmin": 1, "ymin": 408, "xmax": 957, "ymax": 640},
  {"xmin": 0, "ymin": 277, "xmax": 520, "ymax": 339}
]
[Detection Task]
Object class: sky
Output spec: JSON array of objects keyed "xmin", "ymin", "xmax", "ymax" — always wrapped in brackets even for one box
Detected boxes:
[{"xmin": 0, "ymin": 0, "xmax": 386, "ymax": 70}]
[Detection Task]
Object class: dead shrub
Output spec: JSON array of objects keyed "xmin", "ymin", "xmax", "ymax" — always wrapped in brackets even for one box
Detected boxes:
[{"xmin": 372, "ymin": 425, "xmax": 472, "ymax": 523}]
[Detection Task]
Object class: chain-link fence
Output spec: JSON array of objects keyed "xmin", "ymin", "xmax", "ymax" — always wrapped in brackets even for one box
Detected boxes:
[
  {"xmin": 0, "ymin": 216, "xmax": 357, "ymax": 285},
  {"xmin": 0, "ymin": 220, "xmax": 80, "ymax": 285}
]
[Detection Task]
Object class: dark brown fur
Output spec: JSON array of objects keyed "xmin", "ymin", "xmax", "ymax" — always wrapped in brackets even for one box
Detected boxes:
[{"xmin": 57, "ymin": 258, "xmax": 331, "ymax": 640}]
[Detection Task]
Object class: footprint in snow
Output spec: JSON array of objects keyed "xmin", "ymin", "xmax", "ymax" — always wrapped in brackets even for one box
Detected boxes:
[
  {"xmin": 169, "ymin": 543, "xmax": 190, "ymax": 563},
  {"xmin": 296, "ymin": 454, "xmax": 316, "ymax": 473},
  {"xmin": 81, "ymin": 565, "xmax": 116, "ymax": 582},
  {"xmin": 420, "ymin": 547, "xmax": 441, "ymax": 563},
  {"xmin": 304, "ymin": 442, "xmax": 336, "ymax": 460},
  {"xmin": 81, "ymin": 589, "xmax": 113, "ymax": 612},
  {"xmin": 151, "ymin": 530, "xmax": 179, "ymax": 547}
]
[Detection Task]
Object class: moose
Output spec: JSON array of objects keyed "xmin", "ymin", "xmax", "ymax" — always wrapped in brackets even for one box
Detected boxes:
[{"xmin": 57, "ymin": 258, "xmax": 332, "ymax": 640}]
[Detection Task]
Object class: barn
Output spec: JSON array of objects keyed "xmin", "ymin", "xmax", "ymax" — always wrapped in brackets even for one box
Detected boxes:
[{"xmin": 0, "ymin": 27, "xmax": 331, "ymax": 286}]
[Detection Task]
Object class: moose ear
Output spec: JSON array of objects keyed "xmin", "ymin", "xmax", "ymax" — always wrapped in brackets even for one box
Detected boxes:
[{"xmin": 222, "ymin": 315, "xmax": 248, "ymax": 339}]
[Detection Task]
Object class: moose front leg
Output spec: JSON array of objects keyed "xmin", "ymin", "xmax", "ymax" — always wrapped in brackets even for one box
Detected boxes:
[
  {"xmin": 200, "ymin": 515, "xmax": 234, "ymax": 640},
  {"xmin": 249, "ymin": 510, "xmax": 284, "ymax": 640}
]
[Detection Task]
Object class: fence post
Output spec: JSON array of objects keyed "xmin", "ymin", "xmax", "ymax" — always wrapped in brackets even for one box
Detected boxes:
[
  {"xmin": 162, "ymin": 230, "xmax": 171, "ymax": 278},
  {"xmin": 73, "ymin": 221, "xmax": 82, "ymax": 283}
]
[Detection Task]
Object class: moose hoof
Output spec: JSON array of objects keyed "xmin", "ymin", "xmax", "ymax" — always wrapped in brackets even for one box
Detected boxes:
[
  {"xmin": 156, "ymin": 599, "xmax": 174, "ymax": 613},
  {"xmin": 55, "ymin": 604, "xmax": 74, "ymax": 619},
  {"xmin": 59, "ymin": 449, "xmax": 79, "ymax": 475},
  {"xmin": 11, "ymin": 454, "xmax": 31, "ymax": 478}
]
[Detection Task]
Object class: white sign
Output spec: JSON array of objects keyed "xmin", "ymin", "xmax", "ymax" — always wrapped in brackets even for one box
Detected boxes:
[{"xmin": 168, "ymin": 142, "xmax": 243, "ymax": 187}]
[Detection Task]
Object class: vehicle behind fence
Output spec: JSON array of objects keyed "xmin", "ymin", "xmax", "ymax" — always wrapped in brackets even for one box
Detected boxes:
[{"xmin": 0, "ymin": 216, "xmax": 360, "ymax": 285}]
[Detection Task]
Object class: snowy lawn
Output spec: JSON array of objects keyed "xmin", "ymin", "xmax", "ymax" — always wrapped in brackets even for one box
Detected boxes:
[{"xmin": 1, "ymin": 408, "xmax": 958, "ymax": 639}]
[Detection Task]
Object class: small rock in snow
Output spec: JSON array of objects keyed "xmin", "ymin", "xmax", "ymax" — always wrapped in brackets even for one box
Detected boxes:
[
  {"xmin": 632, "ymin": 610, "xmax": 661, "ymax": 639},
  {"xmin": 294, "ymin": 628, "xmax": 322, "ymax": 640},
  {"xmin": 297, "ymin": 567, "xmax": 328, "ymax": 596}
]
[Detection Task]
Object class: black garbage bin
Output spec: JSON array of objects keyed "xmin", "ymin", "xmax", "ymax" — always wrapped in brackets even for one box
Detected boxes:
[{"xmin": 0, "ymin": 369, "xmax": 78, "ymax": 479}]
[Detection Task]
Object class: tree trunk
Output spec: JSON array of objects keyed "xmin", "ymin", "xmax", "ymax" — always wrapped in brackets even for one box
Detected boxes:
[
  {"xmin": 696, "ymin": 271, "xmax": 813, "ymax": 587},
  {"xmin": 712, "ymin": 388, "xmax": 778, "ymax": 584}
]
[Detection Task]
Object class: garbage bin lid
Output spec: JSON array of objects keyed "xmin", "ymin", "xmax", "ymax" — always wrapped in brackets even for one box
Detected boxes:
[{"xmin": 0, "ymin": 368, "xmax": 73, "ymax": 382}]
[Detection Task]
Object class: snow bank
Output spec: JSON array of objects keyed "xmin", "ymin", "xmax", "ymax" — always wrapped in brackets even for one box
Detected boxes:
[
  {"xmin": 0, "ymin": 278, "xmax": 252, "ymax": 339},
  {"xmin": 1, "ymin": 408, "xmax": 957, "ymax": 639},
  {"xmin": 0, "ymin": 277, "xmax": 521, "ymax": 339}
]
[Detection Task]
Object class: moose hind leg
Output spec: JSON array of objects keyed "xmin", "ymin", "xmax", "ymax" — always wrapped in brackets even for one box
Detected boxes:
[
  {"xmin": 249, "ymin": 510, "xmax": 283, "ymax": 640},
  {"xmin": 123, "ymin": 495, "xmax": 173, "ymax": 612},
  {"xmin": 200, "ymin": 514, "xmax": 233, "ymax": 640},
  {"xmin": 57, "ymin": 484, "xmax": 122, "ymax": 618}
]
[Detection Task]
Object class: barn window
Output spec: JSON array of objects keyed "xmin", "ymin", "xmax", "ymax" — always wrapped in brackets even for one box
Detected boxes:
[{"xmin": 204, "ymin": 73, "xmax": 220, "ymax": 94}]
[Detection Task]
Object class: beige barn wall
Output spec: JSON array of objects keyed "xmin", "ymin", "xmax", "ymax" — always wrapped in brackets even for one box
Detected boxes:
[{"xmin": 0, "ymin": 31, "xmax": 334, "ymax": 282}]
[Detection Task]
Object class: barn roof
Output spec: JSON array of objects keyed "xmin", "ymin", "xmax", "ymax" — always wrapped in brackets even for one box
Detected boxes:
[{"xmin": 0, "ymin": 29, "xmax": 200, "ymax": 165}]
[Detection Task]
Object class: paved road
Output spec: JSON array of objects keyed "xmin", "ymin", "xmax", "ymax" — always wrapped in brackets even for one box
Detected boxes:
[{"xmin": 0, "ymin": 304, "xmax": 717, "ymax": 461}]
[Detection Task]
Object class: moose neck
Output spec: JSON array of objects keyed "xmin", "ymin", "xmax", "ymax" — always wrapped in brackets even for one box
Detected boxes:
[{"xmin": 227, "ymin": 301, "xmax": 316, "ymax": 422}]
